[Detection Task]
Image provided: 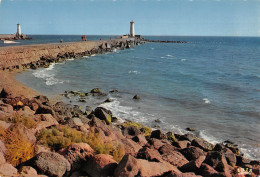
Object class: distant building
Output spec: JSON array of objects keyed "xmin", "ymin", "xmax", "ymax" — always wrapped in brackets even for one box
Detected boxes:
[
  {"xmin": 130, "ymin": 20, "xmax": 135, "ymax": 37},
  {"xmin": 16, "ymin": 24, "xmax": 21, "ymax": 38}
]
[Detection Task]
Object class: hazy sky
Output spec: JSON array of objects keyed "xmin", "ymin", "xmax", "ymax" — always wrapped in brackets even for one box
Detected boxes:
[{"xmin": 0, "ymin": 0, "xmax": 259, "ymax": 36}]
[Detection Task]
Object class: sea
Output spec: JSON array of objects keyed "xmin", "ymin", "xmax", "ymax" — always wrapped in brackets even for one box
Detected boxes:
[{"xmin": 10, "ymin": 35, "xmax": 260, "ymax": 160}]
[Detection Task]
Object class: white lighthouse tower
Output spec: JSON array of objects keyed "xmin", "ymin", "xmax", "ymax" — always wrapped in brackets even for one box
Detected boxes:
[
  {"xmin": 130, "ymin": 20, "xmax": 135, "ymax": 37},
  {"xmin": 16, "ymin": 24, "xmax": 21, "ymax": 38}
]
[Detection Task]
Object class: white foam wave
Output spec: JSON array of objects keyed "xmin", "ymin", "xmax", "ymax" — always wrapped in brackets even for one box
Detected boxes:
[
  {"xmin": 91, "ymin": 54, "xmax": 96, "ymax": 56},
  {"xmin": 128, "ymin": 70, "xmax": 140, "ymax": 74},
  {"xmin": 151, "ymin": 48, "xmax": 154, "ymax": 50},
  {"xmin": 32, "ymin": 63, "xmax": 64, "ymax": 86},
  {"xmin": 199, "ymin": 130, "xmax": 220, "ymax": 144},
  {"xmin": 67, "ymin": 58, "xmax": 74, "ymax": 61},
  {"xmin": 181, "ymin": 59, "xmax": 187, "ymax": 62},
  {"xmin": 166, "ymin": 54, "xmax": 174, "ymax": 57},
  {"xmin": 203, "ymin": 98, "xmax": 211, "ymax": 104},
  {"xmin": 83, "ymin": 56, "xmax": 89, "ymax": 58}
]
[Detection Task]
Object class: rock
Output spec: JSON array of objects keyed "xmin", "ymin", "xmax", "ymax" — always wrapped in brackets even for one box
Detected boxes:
[
  {"xmin": 186, "ymin": 127, "xmax": 195, "ymax": 131},
  {"xmin": 8, "ymin": 124, "xmax": 36, "ymax": 144},
  {"xmin": 132, "ymin": 134, "xmax": 148, "ymax": 147},
  {"xmin": 0, "ymin": 140, "xmax": 7, "ymax": 155},
  {"xmin": 18, "ymin": 106, "xmax": 35, "ymax": 116},
  {"xmin": 67, "ymin": 118, "xmax": 84, "ymax": 128},
  {"xmin": 104, "ymin": 98, "xmax": 113, "ymax": 103},
  {"xmin": 90, "ymin": 88, "xmax": 101, "ymax": 93},
  {"xmin": 114, "ymin": 154, "xmax": 180, "ymax": 177},
  {"xmin": 133, "ymin": 94, "xmax": 140, "ymax": 99},
  {"xmin": 137, "ymin": 147, "xmax": 163, "ymax": 162},
  {"xmin": 198, "ymin": 163, "xmax": 218, "ymax": 176},
  {"xmin": 123, "ymin": 126, "xmax": 141, "ymax": 138},
  {"xmin": 204, "ymin": 151, "xmax": 232, "ymax": 177},
  {"xmin": 180, "ymin": 146, "xmax": 206, "ymax": 161},
  {"xmin": 150, "ymin": 129, "xmax": 166, "ymax": 139},
  {"xmin": 159, "ymin": 146, "xmax": 189, "ymax": 167},
  {"xmin": 19, "ymin": 166, "xmax": 38, "ymax": 176},
  {"xmin": 34, "ymin": 145, "xmax": 51, "ymax": 154},
  {"xmin": 29, "ymin": 152, "xmax": 71, "ymax": 177},
  {"xmin": 224, "ymin": 148, "xmax": 236, "ymax": 167},
  {"xmin": 0, "ymin": 120, "xmax": 11, "ymax": 130},
  {"xmin": 179, "ymin": 133, "xmax": 197, "ymax": 142},
  {"xmin": 0, "ymin": 103, "xmax": 13, "ymax": 113},
  {"xmin": 164, "ymin": 171, "xmax": 202, "ymax": 177},
  {"xmin": 154, "ymin": 119, "xmax": 161, "ymax": 123},
  {"xmin": 83, "ymin": 154, "xmax": 117, "ymax": 177},
  {"xmin": 179, "ymin": 156, "xmax": 206, "ymax": 173},
  {"xmin": 174, "ymin": 140, "xmax": 190, "ymax": 149},
  {"xmin": 0, "ymin": 163, "xmax": 18, "ymax": 176},
  {"xmin": 109, "ymin": 89, "xmax": 118, "ymax": 93},
  {"xmin": 166, "ymin": 131, "xmax": 176, "ymax": 142},
  {"xmin": 61, "ymin": 143, "xmax": 94, "ymax": 171},
  {"xmin": 0, "ymin": 152, "xmax": 6, "ymax": 165},
  {"xmin": 111, "ymin": 116, "xmax": 119, "ymax": 122},
  {"xmin": 191, "ymin": 138, "xmax": 214, "ymax": 151},
  {"xmin": 236, "ymin": 155, "xmax": 251, "ymax": 167},
  {"xmin": 121, "ymin": 138, "xmax": 142, "ymax": 156},
  {"xmin": 94, "ymin": 107, "xmax": 112, "ymax": 125},
  {"xmin": 0, "ymin": 88, "xmax": 12, "ymax": 98},
  {"xmin": 31, "ymin": 102, "xmax": 39, "ymax": 111},
  {"xmin": 158, "ymin": 144, "xmax": 179, "ymax": 155},
  {"xmin": 35, "ymin": 95, "xmax": 49, "ymax": 105},
  {"xmin": 33, "ymin": 114, "xmax": 59, "ymax": 133},
  {"xmin": 148, "ymin": 138, "xmax": 168, "ymax": 150}
]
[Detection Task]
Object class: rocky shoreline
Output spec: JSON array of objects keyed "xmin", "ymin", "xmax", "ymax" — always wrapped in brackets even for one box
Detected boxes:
[{"xmin": 0, "ymin": 40, "xmax": 259, "ymax": 177}]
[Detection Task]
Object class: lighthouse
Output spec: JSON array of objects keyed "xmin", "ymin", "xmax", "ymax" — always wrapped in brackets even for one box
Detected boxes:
[
  {"xmin": 16, "ymin": 24, "xmax": 21, "ymax": 38},
  {"xmin": 130, "ymin": 21, "xmax": 135, "ymax": 37}
]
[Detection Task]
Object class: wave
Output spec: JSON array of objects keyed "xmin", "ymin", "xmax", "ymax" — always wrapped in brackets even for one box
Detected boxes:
[
  {"xmin": 203, "ymin": 98, "xmax": 211, "ymax": 104},
  {"xmin": 128, "ymin": 70, "xmax": 140, "ymax": 74},
  {"xmin": 32, "ymin": 63, "xmax": 64, "ymax": 86},
  {"xmin": 181, "ymin": 59, "xmax": 187, "ymax": 62}
]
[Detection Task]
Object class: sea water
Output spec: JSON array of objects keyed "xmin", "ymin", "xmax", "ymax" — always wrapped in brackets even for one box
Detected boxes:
[{"xmin": 16, "ymin": 36, "xmax": 260, "ymax": 160}]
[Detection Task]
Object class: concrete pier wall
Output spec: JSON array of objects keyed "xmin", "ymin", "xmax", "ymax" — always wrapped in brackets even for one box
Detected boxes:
[{"xmin": 0, "ymin": 38, "xmax": 135, "ymax": 70}]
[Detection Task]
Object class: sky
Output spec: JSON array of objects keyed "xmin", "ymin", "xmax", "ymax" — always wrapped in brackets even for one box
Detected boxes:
[{"xmin": 0, "ymin": 0, "xmax": 259, "ymax": 36}]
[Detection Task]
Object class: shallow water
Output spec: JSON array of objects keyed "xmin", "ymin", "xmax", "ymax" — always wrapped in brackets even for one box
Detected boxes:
[{"xmin": 17, "ymin": 36, "xmax": 260, "ymax": 160}]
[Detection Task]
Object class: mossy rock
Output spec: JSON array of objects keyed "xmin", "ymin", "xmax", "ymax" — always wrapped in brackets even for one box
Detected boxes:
[
  {"xmin": 166, "ymin": 132, "xmax": 177, "ymax": 142},
  {"xmin": 122, "ymin": 121, "xmax": 152, "ymax": 137},
  {"xmin": 140, "ymin": 126, "xmax": 152, "ymax": 137}
]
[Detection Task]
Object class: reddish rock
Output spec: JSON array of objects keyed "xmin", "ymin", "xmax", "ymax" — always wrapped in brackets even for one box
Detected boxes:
[
  {"xmin": 34, "ymin": 145, "xmax": 51, "ymax": 154},
  {"xmin": 0, "ymin": 163, "xmax": 18, "ymax": 176},
  {"xmin": 31, "ymin": 102, "xmax": 39, "ymax": 111},
  {"xmin": 0, "ymin": 140, "xmax": 7, "ymax": 155},
  {"xmin": 121, "ymin": 138, "xmax": 142, "ymax": 156},
  {"xmin": 62, "ymin": 143, "xmax": 94, "ymax": 171},
  {"xmin": 164, "ymin": 171, "xmax": 202, "ymax": 177},
  {"xmin": 224, "ymin": 148, "xmax": 236, "ymax": 167},
  {"xmin": 132, "ymin": 134, "xmax": 148, "ymax": 146},
  {"xmin": 0, "ymin": 120, "xmax": 11, "ymax": 131},
  {"xmin": 174, "ymin": 140, "xmax": 190, "ymax": 149},
  {"xmin": 191, "ymin": 138, "xmax": 214, "ymax": 151},
  {"xmin": 18, "ymin": 106, "xmax": 35, "ymax": 116},
  {"xmin": 0, "ymin": 103, "xmax": 13, "ymax": 113},
  {"xmin": 0, "ymin": 152, "xmax": 6, "ymax": 165},
  {"xmin": 179, "ymin": 133, "xmax": 197, "ymax": 142},
  {"xmin": 198, "ymin": 163, "xmax": 218, "ymax": 176},
  {"xmin": 137, "ymin": 147, "xmax": 164, "ymax": 162},
  {"xmin": 94, "ymin": 107, "xmax": 112, "ymax": 125},
  {"xmin": 150, "ymin": 129, "xmax": 166, "ymax": 139},
  {"xmin": 159, "ymin": 144, "xmax": 179, "ymax": 155},
  {"xmin": 204, "ymin": 151, "xmax": 232, "ymax": 177},
  {"xmin": 29, "ymin": 152, "xmax": 71, "ymax": 177},
  {"xmin": 114, "ymin": 154, "xmax": 180, "ymax": 177},
  {"xmin": 123, "ymin": 126, "xmax": 141, "ymax": 138},
  {"xmin": 33, "ymin": 114, "xmax": 59, "ymax": 133},
  {"xmin": 148, "ymin": 138, "xmax": 169, "ymax": 150},
  {"xmin": 159, "ymin": 146, "xmax": 189, "ymax": 167},
  {"xmin": 236, "ymin": 155, "xmax": 251, "ymax": 167},
  {"xmin": 19, "ymin": 166, "xmax": 38, "ymax": 176},
  {"xmin": 8, "ymin": 124, "xmax": 36, "ymax": 144},
  {"xmin": 83, "ymin": 154, "xmax": 117, "ymax": 177},
  {"xmin": 180, "ymin": 156, "xmax": 206, "ymax": 173},
  {"xmin": 180, "ymin": 146, "xmax": 206, "ymax": 161}
]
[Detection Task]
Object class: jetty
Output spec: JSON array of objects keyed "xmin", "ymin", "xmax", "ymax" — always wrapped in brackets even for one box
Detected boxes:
[
  {"xmin": 0, "ymin": 38, "xmax": 143, "ymax": 71},
  {"xmin": 143, "ymin": 39, "xmax": 188, "ymax": 43}
]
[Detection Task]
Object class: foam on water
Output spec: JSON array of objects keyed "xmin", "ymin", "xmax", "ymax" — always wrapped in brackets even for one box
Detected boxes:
[
  {"xmin": 203, "ymin": 98, "xmax": 211, "ymax": 104},
  {"xmin": 128, "ymin": 70, "xmax": 140, "ymax": 74},
  {"xmin": 32, "ymin": 63, "xmax": 64, "ymax": 86}
]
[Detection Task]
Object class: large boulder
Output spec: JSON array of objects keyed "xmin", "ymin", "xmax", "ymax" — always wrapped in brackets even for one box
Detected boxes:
[
  {"xmin": 150, "ymin": 129, "xmax": 166, "ymax": 139},
  {"xmin": 160, "ymin": 149, "xmax": 189, "ymax": 167},
  {"xmin": 204, "ymin": 151, "xmax": 232, "ymax": 177},
  {"xmin": 0, "ymin": 152, "xmax": 6, "ymax": 165},
  {"xmin": 179, "ymin": 156, "xmax": 206, "ymax": 173},
  {"xmin": 114, "ymin": 154, "xmax": 180, "ymax": 177},
  {"xmin": 121, "ymin": 138, "xmax": 142, "ymax": 156},
  {"xmin": 137, "ymin": 147, "xmax": 164, "ymax": 162},
  {"xmin": 19, "ymin": 166, "xmax": 38, "ymax": 176},
  {"xmin": 132, "ymin": 134, "xmax": 148, "ymax": 146},
  {"xmin": 29, "ymin": 152, "xmax": 71, "ymax": 177},
  {"xmin": 191, "ymin": 138, "xmax": 214, "ymax": 151},
  {"xmin": 180, "ymin": 146, "xmax": 206, "ymax": 161},
  {"xmin": 83, "ymin": 154, "xmax": 118, "ymax": 177},
  {"xmin": 0, "ymin": 140, "xmax": 7, "ymax": 155},
  {"xmin": 0, "ymin": 163, "xmax": 18, "ymax": 176},
  {"xmin": 8, "ymin": 124, "xmax": 36, "ymax": 144},
  {"xmin": 32, "ymin": 114, "xmax": 59, "ymax": 134},
  {"xmin": 94, "ymin": 107, "xmax": 112, "ymax": 125},
  {"xmin": 123, "ymin": 126, "xmax": 141, "ymax": 138},
  {"xmin": 61, "ymin": 143, "xmax": 94, "ymax": 171},
  {"xmin": 198, "ymin": 163, "xmax": 218, "ymax": 176}
]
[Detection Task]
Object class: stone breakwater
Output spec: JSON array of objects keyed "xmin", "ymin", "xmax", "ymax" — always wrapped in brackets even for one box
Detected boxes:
[{"xmin": 0, "ymin": 38, "xmax": 141, "ymax": 71}]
